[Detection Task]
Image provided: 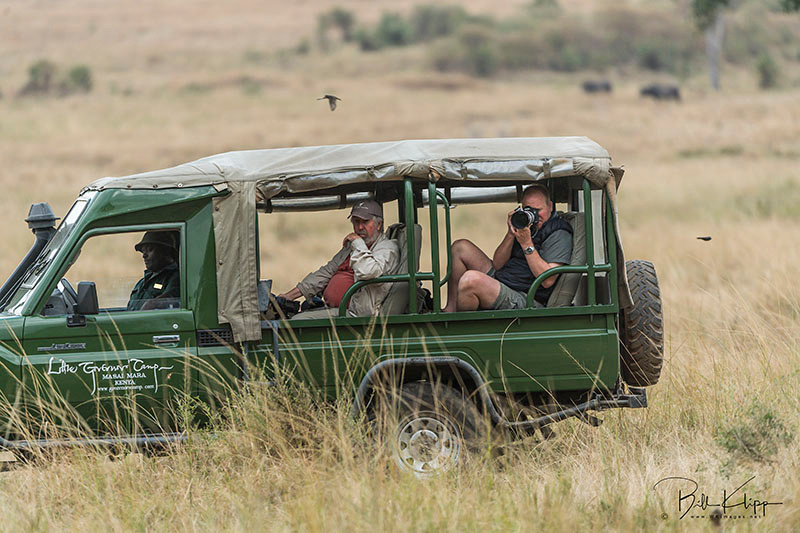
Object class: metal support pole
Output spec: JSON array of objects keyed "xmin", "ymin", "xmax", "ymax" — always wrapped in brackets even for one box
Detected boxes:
[
  {"xmin": 436, "ymin": 191, "xmax": 452, "ymax": 286},
  {"xmin": 428, "ymin": 181, "xmax": 441, "ymax": 313},
  {"xmin": 404, "ymin": 179, "xmax": 417, "ymax": 313},
  {"xmin": 583, "ymin": 180, "xmax": 596, "ymax": 306},
  {"xmin": 605, "ymin": 190, "xmax": 619, "ymax": 309}
]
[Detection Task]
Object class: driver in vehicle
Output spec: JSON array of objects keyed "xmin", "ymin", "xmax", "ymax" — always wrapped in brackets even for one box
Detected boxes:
[
  {"xmin": 443, "ymin": 185, "xmax": 573, "ymax": 312},
  {"xmin": 278, "ymin": 199, "xmax": 400, "ymax": 319},
  {"xmin": 127, "ymin": 231, "xmax": 180, "ymax": 311}
]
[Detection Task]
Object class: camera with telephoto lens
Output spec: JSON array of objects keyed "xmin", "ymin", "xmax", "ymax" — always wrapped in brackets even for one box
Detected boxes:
[{"xmin": 510, "ymin": 206, "xmax": 540, "ymax": 230}]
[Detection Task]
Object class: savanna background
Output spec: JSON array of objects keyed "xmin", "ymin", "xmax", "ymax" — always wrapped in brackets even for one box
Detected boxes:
[{"xmin": 1, "ymin": 0, "xmax": 799, "ymax": 530}]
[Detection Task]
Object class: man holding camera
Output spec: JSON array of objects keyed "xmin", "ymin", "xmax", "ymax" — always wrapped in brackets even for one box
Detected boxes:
[{"xmin": 443, "ymin": 184, "xmax": 573, "ymax": 312}]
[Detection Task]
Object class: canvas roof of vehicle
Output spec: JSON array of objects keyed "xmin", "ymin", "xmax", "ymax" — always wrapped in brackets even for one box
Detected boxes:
[{"xmin": 83, "ymin": 137, "xmax": 629, "ymax": 342}]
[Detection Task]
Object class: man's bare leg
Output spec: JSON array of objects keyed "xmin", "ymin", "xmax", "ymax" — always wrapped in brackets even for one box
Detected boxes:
[
  {"xmin": 443, "ymin": 239, "xmax": 493, "ymax": 312},
  {"xmin": 456, "ymin": 270, "xmax": 502, "ymax": 311}
]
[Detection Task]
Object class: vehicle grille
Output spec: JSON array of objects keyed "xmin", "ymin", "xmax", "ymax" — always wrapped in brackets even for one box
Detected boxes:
[{"xmin": 197, "ymin": 328, "xmax": 235, "ymax": 347}]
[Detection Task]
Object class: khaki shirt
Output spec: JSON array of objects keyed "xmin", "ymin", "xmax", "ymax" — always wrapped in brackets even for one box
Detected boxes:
[{"xmin": 297, "ymin": 232, "xmax": 400, "ymax": 317}]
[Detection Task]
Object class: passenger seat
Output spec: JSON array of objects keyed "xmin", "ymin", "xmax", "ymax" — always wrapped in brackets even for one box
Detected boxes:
[
  {"xmin": 546, "ymin": 212, "xmax": 586, "ymax": 307},
  {"xmin": 379, "ymin": 223, "xmax": 423, "ymax": 315}
]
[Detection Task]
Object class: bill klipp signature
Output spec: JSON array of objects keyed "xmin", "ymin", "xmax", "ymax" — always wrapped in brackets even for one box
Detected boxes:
[
  {"xmin": 47, "ymin": 357, "xmax": 175, "ymax": 395},
  {"xmin": 653, "ymin": 476, "xmax": 783, "ymax": 520}
]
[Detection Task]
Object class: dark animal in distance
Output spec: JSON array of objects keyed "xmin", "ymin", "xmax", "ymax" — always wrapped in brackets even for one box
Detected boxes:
[
  {"xmin": 318, "ymin": 94, "xmax": 341, "ymax": 111},
  {"xmin": 640, "ymin": 83, "xmax": 681, "ymax": 101},
  {"xmin": 697, "ymin": 236, "xmax": 712, "ymax": 241},
  {"xmin": 582, "ymin": 80, "xmax": 612, "ymax": 93}
]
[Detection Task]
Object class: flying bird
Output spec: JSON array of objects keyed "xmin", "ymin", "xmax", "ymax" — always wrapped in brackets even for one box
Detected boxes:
[
  {"xmin": 318, "ymin": 94, "xmax": 341, "ymax": 111},
  {"xmin": 696, "ymin": 236, "xmax": 712, "ymax": 241}
]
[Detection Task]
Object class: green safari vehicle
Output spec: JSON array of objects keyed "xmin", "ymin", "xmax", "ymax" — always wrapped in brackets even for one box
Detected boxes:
[{"xmin": 0, "ymin": 137, "xmax": 663, "ymax": 475}]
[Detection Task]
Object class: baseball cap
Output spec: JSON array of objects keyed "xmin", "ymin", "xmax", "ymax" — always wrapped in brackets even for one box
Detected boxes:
[{"xmin": 348, "ymin": 199, "xmax": 382, "ymax": 220}]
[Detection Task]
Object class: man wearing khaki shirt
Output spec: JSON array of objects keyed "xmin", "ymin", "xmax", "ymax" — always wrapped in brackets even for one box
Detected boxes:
[{"xmin": 278, "ymin": 199, "xmax": 400, "ymax": 319}]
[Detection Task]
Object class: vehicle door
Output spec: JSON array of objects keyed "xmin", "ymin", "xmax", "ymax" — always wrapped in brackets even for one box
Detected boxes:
[{"xmin": 21, "ymin": 227, "xmax": 196, "ymax": 436}]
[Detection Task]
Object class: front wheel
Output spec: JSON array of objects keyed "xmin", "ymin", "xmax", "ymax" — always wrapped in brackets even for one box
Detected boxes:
[{"xmin": 374, "ymin": 382, "xmax": 489, "ymax": 477}]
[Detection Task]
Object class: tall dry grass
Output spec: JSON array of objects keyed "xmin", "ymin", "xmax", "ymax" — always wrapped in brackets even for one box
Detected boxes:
[
  {"xmin": 0, "ymin": 0, "xmax": 798, "ymax": 530},
  {"xmin": 1, "ymin": 321, "xmax": 797, "ymax": 531}
]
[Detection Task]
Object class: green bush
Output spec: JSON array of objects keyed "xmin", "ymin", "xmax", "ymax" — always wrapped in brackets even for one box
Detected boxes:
[
  {"xmin": 543, "ymin": 33, "xmax": 590, "ymax": 71},
  {"xmin": 458, "ymin": 25, "xmax": 499, "ymax": 77},
  {"xmin": 429, "ymin": 24, "xmax": 500, "ymax": 77},
  {"xmin": 315, "ymin": 13, "xmax": 330, "ymax": 50},
  {"xmin": 354, "ymin": 27, "xmax": 382, "ymax": 52},
  {"xmin": 715, "ymin": 402, "xmax": 793, "ymax": 462},
  {"xmin": 26, "ymin": 59, "xmax": 57, "ymax": 93},
  {"xmin": 19, "ymin": 59, "xmax": 92, "ymax": 97},
  {"xmin": 410, "ymin": 5, "xmax": 469, "ymax": 42},
  {"xmin": 348, "ymin": 5, "xmax": 474, "ymax": 53},
  {"xmin": 551, "ymin": 46, "xmax": 586, "ymax": 72},
  {"xmin": 375, "ymin": 12, "xmax": 412, "ymax": 47},
  {"xmin": 329, "ymin": 8, "xmax": 356, "ymax": 42},
  {"xmin": 634, "ymin": 41, "xmax": 692, "ymax": 75},
  {"xmin": 636, "ymin": 43, "xmax": 668, "ymax": 71},
  {"xmin": 526, "ymin": 0, "xmax": 562, "ymax": 17},
  {"xmin": 497, "ymin": 33, "xmax": 546, "ymax": 71},
  {"xmin": 458, "ymin": 23, "xmax": 493, "ymax": 50},
  {"xmin": 65, "ymin": 64, "xmax": 92, "ymax": 93},
  {"xmin": 529, "ymin": 0, "xmax": 560, "ymax": 9},
  {"xmin": 724, "ymin": 17, "xmax": 770, "ymax": 65},
  {"xmin": 757, "ymin": 53, "xmax": 779, "ymax": 89},
  {"xmin": 295, "ymin": 39, "xmax": 310, "ymax": 55},
  {"xmin": 470, "ymin": 43, "xmax": 499, "ymax": 77},
  {"xmin": 316, "ymin": 8, "xmax": 357, "ymax": 50}
]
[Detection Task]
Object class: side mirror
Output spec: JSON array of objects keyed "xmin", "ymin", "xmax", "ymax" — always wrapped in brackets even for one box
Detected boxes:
[
  {"xmin": 75, "ymin": 282, "xmax": 99, "ymax": 315},
  {"xmin": 67, "ymin": 282, "xmax": 98, "ymax": 327}
]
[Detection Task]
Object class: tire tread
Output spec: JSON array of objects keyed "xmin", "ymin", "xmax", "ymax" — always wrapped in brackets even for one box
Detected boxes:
[{"xmin": 620, "ymin": 260, "xmax": 664, "ymax": 386}]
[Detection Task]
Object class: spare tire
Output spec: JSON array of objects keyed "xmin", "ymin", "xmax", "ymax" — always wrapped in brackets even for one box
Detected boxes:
[{"xmin": 620, "ymin": 260, "xmax": 664, "ymax": 386}]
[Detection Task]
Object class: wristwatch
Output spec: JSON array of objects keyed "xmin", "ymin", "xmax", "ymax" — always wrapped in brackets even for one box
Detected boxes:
[{"xmin": 523, "ymin": 246, "xmax": 535, "ymax": 255}]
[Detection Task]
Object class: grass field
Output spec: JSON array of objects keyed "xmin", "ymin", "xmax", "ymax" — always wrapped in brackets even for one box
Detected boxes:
[{"xmin": 1, "ymin": 0, "xmax": 799, "ymax": 531}]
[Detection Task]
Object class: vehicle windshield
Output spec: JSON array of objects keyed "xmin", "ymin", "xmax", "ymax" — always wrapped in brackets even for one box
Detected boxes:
[{"xmin": 2, "ymin": 192, "xmax": 95, "ymax": 314}]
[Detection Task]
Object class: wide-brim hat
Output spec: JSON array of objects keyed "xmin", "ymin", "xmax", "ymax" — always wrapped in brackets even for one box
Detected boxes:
[
  {"xmin": 348, "ymin": 199, "xmax": 382, "ymax": 220},
  {"xmin": 135, "ymin": 231, "xmax": 179, "ymax": 253}
]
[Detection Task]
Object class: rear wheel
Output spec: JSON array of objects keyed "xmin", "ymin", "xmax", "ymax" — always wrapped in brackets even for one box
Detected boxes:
[
  {"xmin": 374, "ymin": 382, "xmax": 489, "ymax": 477},
  {"xmin": 620, "ymin": 260, "xmax": 664, "ymax": 386}
]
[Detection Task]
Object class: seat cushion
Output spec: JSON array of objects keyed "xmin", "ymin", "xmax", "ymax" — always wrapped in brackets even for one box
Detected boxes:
[
  {"xmin": 380, "ymin": 223, "xmax": 423, "ymax": 315},
  {"xmin": 546, "ymin": 212, "xmax": 587, "ymax": 307}
]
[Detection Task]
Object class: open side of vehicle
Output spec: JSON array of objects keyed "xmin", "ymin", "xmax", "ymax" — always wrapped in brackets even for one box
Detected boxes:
[{"xmin": 257, "ymin": 176, "xmax": 658, "ymax": 474}]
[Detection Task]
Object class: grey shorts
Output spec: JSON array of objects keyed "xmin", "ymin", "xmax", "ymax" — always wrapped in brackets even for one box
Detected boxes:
[
  {"xmin": 486, "ymin": 268, "xmax": 542, "ymax": 310},
  {"xmin": 290, "ymin": 307, "xmax": 338, "ymax": 320}
]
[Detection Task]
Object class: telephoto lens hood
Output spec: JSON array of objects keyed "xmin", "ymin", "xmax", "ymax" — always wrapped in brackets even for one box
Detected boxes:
[{"xmin": 510, "ymin": 206, "xmax": 539, "ymax": 230}]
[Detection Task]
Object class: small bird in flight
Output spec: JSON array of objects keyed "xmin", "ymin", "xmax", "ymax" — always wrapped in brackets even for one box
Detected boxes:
[
  {"xmin": 696, "ymin": 236, "xmax": 712, "ymax": 241},
  {"xmin": 318, "ymin": 94, "xmax": 341, "ymax": 111}
]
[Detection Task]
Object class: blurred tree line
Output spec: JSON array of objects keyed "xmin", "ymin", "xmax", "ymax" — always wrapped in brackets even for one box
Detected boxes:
[
  {"xmin": 17, "ymin": 60, "xmax": 92, "ymax": 98},
  {"xmin": 309, "ymin": 0, "xmax": 800, "ymax": 88},
  {"xmin": 692, "ymin": 0, "xmax": 799, "ymax": 89}
]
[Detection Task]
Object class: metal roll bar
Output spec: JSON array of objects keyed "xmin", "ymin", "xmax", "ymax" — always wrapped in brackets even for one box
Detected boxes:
[
  {"xmin": 338, "ymin": 178, "xmax": 453, "ymax": 316},
  {"xmin": 525, "ymin": 179, "xmax": 614, "ymax": 308}
]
